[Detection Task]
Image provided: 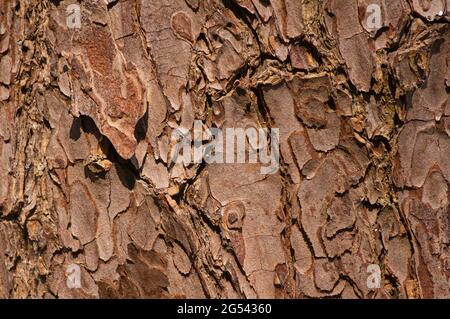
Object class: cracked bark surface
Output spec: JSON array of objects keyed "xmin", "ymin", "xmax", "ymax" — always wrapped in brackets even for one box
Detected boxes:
[{"xmin": 0, "ymin": 0, "xmax": 449, "ymax": 299}]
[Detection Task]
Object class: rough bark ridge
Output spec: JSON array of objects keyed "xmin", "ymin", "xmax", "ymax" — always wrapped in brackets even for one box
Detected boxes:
[{"xmin": 0, "ymin": 0, "xmax": 449, "ymax": 298}]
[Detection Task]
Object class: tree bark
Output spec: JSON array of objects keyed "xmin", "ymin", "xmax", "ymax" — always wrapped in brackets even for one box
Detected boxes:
[{"xmin": 0, "ymin": 0, "xmax": 449, "ymax": 298}]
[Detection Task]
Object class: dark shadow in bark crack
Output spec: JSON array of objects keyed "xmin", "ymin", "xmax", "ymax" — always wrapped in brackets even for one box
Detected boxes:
[
  {"xmin": 114, "ymin": 162, "xmax": 136, "ymax": 190},
  {"xmin": 134, "ymin": 108, "xmax": 148, "ymax": 143},
  {"xmin": 69, "ymin": 117, "xmax": 82, "ymax": 141}
]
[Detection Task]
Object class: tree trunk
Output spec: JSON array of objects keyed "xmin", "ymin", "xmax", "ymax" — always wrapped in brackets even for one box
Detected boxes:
[{"xmin": 0, "ymin": 0, "xmax": 449, "ymax": 299}]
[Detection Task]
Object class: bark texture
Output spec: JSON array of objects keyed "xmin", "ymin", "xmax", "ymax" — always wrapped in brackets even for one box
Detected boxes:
[{"xmin": 0, "ymin": 0, "xmax": 449, "ymax": 298}]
